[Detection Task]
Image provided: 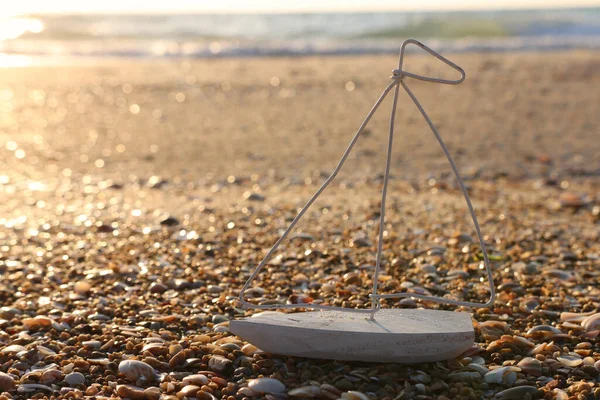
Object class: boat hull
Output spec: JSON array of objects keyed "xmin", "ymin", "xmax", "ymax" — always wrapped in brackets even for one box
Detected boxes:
[{"xmin": 230, "ymin": 309, "xmax": 474, "ymax": 363}]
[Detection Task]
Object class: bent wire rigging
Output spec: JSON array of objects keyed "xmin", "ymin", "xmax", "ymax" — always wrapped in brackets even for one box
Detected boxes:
[{"xmin": 238, "ymin": 39, "xmax": 496, "ymax": 317}]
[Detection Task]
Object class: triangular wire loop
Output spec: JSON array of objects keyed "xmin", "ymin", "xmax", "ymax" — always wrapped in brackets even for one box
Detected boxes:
[
  {"xmin": 239, "ymin": 39, "xmax": 495, "ymax": 316},
  {"xmin": 392, "ymin": 39, "xmax": 465, "ymax": 85}
]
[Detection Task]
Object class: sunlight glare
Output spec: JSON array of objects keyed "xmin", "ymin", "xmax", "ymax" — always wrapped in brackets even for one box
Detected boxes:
[
  {"xmin": 0, "ymin": 17, "xmax": 44, "ymax": 40},
  {"xmin": 0, "ymin": 54, "xmax": 33, "ymax": 68}
]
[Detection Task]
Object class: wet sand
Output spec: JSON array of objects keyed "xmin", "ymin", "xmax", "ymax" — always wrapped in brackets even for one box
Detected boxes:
[{"xmin": 0, "ymin": 51, "xmax": 599, "ymax": 399}]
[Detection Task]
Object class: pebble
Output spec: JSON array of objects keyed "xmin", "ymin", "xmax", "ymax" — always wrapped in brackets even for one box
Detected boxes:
[
  {"xmin": 243, "ymin": 191, "xmax": 265, "ymax": 201},
  {"xmin": 212, "ymin": 314, "xmax": 229, "ymax": 324},
  {"xmin": 182, "ymin": 374, "xmax": 210, "ymax": 386},
  {"xmin": 554, "ymin": 389, "xmax": 568, "ymax": 400},
  {"xmin": 82, "ymin": 340, "xmax": 101, "ymax": 348},
  {"xmin": 517, "ymin": 357, "xmax": 542, "ymax": 376},
  {"xmin": 484, "ymin": 367, "xmax": 519, "ymax": 385},
  {"xmin": 559, "ymin": 192, "xmax": 587, "ymax": 208},
  {"xmin": 581, "ymin": 313, "xmax": 600, "ymax": 331},
  {"xmin": 0, "ymin": 307, "xmax": 21, "ymax": 319},
  {"xmin": 177, "ymin": 384, "xmax": 201, "ymax": 397},
  {"xmin": 289, "ymin": 385, "xmax": 324, "ymax": 397},
  {"xmin": 149, "ymin": 282, "xmax": 168, "ymax": 293},
  {"xmin": 118, "ymin": 360, "xmax": 157, "ymax": 383},
  {"xmin": 22, "ymin": 315, "xmax": 53, "ymax": 328},
  {"xmin": 0, "ymin": 372, "xmax": 15, "ymax": 391},
  {"xmin": 321, "ymin": 384, "xmax": 341, "ymax": 399},
  {"xmin": 241, "ymin": 343, "xmax": 259, "ymax": 356},
  {"xmin": 17, "ymin": 383, "xmax": 54, "ymax": 393},
  {"xmin": 40, "ymin": 369, "xmax": 63, "ymax": 385},
  {"xmin": 238, "ymin": 387, "xmax": 258, "ymax": 397},
  {"xmin": 74, "ymin": 281, "xmax": 92, "ymax": 294},
  {"xmin": 343, "ymin": 272, "xmax": 360, "ymax": 285},
  {"xmin": 495, "ymin": 385, "xmax": 539, "ymax": 399},
  {"xmin": 116, "ymin": 384, "xmax": 151, "ymax": 400},
  {"xmin": 208, "ymin": 355, "xmax": 233, "ymax": 375},
  {"xmin": 447, "ymin": 371, "xmax": 480, "ymax": 381},
  {"xmin": 479, "ymin": 320, "xmax": 509, "ymax": 340},
  {"xmin": 526, "ymin": 325, "xmax": 561, "ymax": 336},
  {"xmin": 467, "ymin": 363, "xmax": 489, "ymax": 375},
  {"xmin": 0, "ymin": 344, "xmax": 25, "ymax": 354},
  {"xmin": 341, "ymin": 391, "xmax": 370, "ymax": 400},
  {"xmin": 160, "ymin": 216, "xmax": 180, "ymax": 226},
  {"xmin": 557, "ymin": 355, "xmax": 583, "ymax": 367},
  {"xmin": 64, "ymin": 371, "xmax": 85, "ymax": 386},
  {"xmin": 248, "ymin": 377, "xmax": 286, "ymax": 394}
]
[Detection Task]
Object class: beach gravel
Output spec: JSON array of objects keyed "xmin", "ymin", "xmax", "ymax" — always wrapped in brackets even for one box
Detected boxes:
[{"xmin": 0, "ymin": 51, "xmax": 598, "ymax": 399}]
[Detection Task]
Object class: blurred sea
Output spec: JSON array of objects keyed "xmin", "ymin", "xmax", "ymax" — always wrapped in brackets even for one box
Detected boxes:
[{"xmin": 1, "ymin": 8, "xmax": 599, "ymax": 60}]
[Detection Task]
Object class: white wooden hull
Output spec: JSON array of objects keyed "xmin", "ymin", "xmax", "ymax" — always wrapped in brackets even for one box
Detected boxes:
[{"xmin": 230, "ymin": 309, "xmax": 474, "ymax": 363}]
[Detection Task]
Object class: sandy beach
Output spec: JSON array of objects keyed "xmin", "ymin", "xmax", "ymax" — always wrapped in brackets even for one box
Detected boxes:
[{"xmin": 0, "ymin": 50, "xmax": 599, "ymax": 399}]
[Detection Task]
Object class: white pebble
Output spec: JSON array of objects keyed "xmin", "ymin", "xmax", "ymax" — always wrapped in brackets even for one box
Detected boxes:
[
  {"xmin": 248, "ymin": 377, "xmax": 286, "ymax": 394},
  {"xmin": 64, "ymin": 372, "xmax": 85, "ymax": 386},
  {"xmin": 118, "ymin": 360, "xmax": 157, "ymax": 383}
]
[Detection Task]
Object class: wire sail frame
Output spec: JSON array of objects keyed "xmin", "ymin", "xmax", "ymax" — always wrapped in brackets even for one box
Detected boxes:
[{"xmin": 239, "ymin": 39, "xmax": 496, "ymax": 318}]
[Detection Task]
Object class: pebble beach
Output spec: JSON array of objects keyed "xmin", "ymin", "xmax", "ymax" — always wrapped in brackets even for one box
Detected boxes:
[{"xmin": 0, "ymin": 50, "xmax": 599, "ymax": 400}]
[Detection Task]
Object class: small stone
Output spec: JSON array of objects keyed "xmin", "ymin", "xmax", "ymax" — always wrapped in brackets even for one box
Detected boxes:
[
  {"xmin": 478, "ymin": 320, "xmax": 509, "ymax": 341},
  {"xmin": 557, "ymin": 355, "xmax": 583, "ymax": 367},
  {"xmin": 144, "ymin": 387, "xmax": 161, "ymax": 400},
  {"xmin": 212, "ymin": 314, "xmax": 229, "ymax": 324},
  {"xmin": 74, "ymin": 281, "xmax": 91, "ymax": 294},
  {"xmin": 484, "ymin": 367, "xmax": 518, "ymax": 385},
  {"xmin": 241, "ymin": 344, "xmax": 258, "ymax": 356},
  {"xmin": 343, "ymin": 272, "xmax": 360, "ymax": 285},
  {"xmin": 341, "ymin": 391, "xmax": 370, "ymax": 400},
  {"xmin": 448, "ymin": 371, "xmax": 480, "ymax": 381},
  {"xmin": 86, "ymin": 386, "xmax": 99, "ymax": 396},
  {"xmin": 208, "ymin": 356, "xmax": 233, "ymax": 375},
  {"xmin": 238, "ymin": 387, "xmax": 258, "ymax": 397},
  {"xmin": 581, "ymin": 313, "xmax": 600, "ymax": 331},
  {"xmin": 0, "ymin": 344, "xmax": 25, "ymax": 354},
  {"xmin": 182, "ymin": 374, "xmax": 209, "ymax": 386},
  {"xmin": 244, "ymin": 191, "xmax": 265, "ymax": 202},
  {"xmin": 178, "ymin": 385, "xmax": 201, "ymax": 397},
  {"xmin": 160, "ymin": 216, "xmax": 180, "ymax": 226},
  {"xmin": 0, "ymin": 307, "xmax": 21, "ymax": 319},
  {"xmin": 207, "ymin": 285, "xmax": 223, "ymax": 294},
  {"xmin": 149, "ymin": 282, "xmax": 168, "ymax": 294},
  {"xmin": 22, "ymin": 315, "xmax": 53, "ymax": 328},
  {"xmin": 64, "ymin": 372, "xmax": 85, "ymax": 386},
  {"xmin": 289, "ymin": 385, "xmax": 321, "ymax": 397},
  {"xmin": 559, "ymin": 192, "xmax": 587, "ymax": 208},
  {"xmin": 248, "ymin": 378, "xmax": 286, "ymax": 394},
  {"xmin": 320, "ymin": 384, "xmax": 341, "ymax": 399},
  {"xmin": 169, "ymin": 350, "xmax": 186, "ymax": 367},
  {"xmin": 291, "ymin": 233, "xmax": 315, "ymax": 242},
  {"xmin": 82, "ymin": 340, "xmax": 102, "ymax": 348},
  {"xmin": 399, "ymin": 298, "xmax": 417, "ymax": 308},
  {"xmin": 40, "ymin": 369, "xmax": 63, "ymax": 385},
  {"xmin": 117, "ymin": 384, "xmax": 147, "ymax": 400},
  {"xmin": 351, "ymin": 235, "xmax": 372, "ymax": 247},
  {"xmin": 467, "ymin": 363, "xmax": 489, "ymax": 376},
  {"xmin": 0, "ymin": 371, "xmax": 15, "ymax": 391},
  {"xmin": 292, "ymin": 273, "xmax": 310, "ymax": 284},
  {"xmin": 517, "ymin": 357, "xmax": 542, "ymax": 376},
  {"xmin": 118, "ymin": 360, "xmax": 157, "ymax": 383},
  {"xmin": 495, "ymin": 385, "xmax": 539, "ymax": 399}
]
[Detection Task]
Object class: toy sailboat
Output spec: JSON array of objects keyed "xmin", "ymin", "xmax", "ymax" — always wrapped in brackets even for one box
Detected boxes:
[{"xmin": 230, "ymin": 40, "xmax": 495, "ymax": 363}]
